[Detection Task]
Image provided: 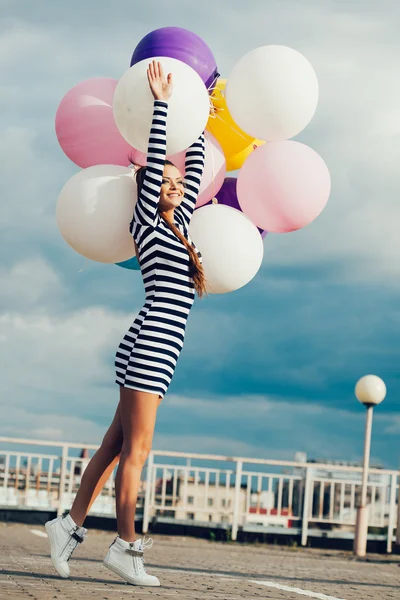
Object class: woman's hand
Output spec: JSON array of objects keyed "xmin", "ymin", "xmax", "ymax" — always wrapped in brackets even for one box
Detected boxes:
[{"xmin": 147, "ymin": 60, "xmax": 173, "ymax": 102}]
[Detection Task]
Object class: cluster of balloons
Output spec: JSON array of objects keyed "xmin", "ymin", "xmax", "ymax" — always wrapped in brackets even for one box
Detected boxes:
[{"xmin": 55, "ymin": 27, "xmax": 331, "ymax": 294}]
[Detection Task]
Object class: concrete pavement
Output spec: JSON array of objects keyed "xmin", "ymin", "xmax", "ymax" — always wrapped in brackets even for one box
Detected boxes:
[{"xmin": 0, "ymin": 522, "xmax": 399, "ymax": 599}]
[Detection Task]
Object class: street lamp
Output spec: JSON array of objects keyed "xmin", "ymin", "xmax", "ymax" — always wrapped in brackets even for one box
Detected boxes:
[{"xmin": 353, "ymin": 374, "xmax": 386, "ymax": 557}]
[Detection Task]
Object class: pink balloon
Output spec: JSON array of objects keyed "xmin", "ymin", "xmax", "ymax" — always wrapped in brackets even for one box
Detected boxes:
[
  {"xmin": 55, "ymin": 78, "xmax": 135, "ymax": 168},
  {"xmin": 131, "ymin": 131, "xmax": 226, "ymax": 207},
  {"xmin": 129, "ymin": 147, "xmax": 147, "ymax": 167},
  {"xmin": 237, "ymin": 141, "xmax": 331, "ymax": 233}
]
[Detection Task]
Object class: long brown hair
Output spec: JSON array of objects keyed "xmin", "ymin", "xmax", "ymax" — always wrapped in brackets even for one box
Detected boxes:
[{"xmin": 133, "ymin": 162, "xmax": 207, "ymax": 299}]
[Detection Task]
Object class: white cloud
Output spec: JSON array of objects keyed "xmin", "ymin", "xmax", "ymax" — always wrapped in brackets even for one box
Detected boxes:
[
  {"xmin": 153, "ymin": 431, "xmax": 261, "ymax": 459},
  {"xmin": 0, "ymin": 257, "xmax": 65, "ymax": 310},
  {"xmin": 0, "ymin": 407, "xmax": 106, "ymax": 445},
  {"xmin": 0, "ymin": 259, "xmax": 139, "ymax": 418},
  {"xmin": 383, "ymin": 414, "xmax": 400, "ymax": 435},
  {"xmin": 0, "ymin": 125, "xmax": 65, "ymax": 241},
  {"xmin": 0, "ymin": 305, "xmax": 131, "ymax": 396}
]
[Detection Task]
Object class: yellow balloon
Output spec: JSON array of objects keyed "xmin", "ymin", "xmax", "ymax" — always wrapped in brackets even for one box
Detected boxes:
[
  {"xmin": 226, "ymin": 141, "xmax": 265, "ymax": 172},
  {"xmin": 207, "ymin": 79, "xmax": 264, "ymax": 171}
]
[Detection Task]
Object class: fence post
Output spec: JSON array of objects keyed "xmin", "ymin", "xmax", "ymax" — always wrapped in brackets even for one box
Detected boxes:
[
  {"xmin": 142, "ymin": 451, "xmax": 154, "ymax": 535},
  {"xmin": 396, "ymin": 472, "xmax": 400, "ymax": 548},
  {"xmin": 301, "ymin": 467, "xmax": 312, "ymax": 547},
  {"xmin": 57, "ymin": 445, "xmax": 68, "ymax": 517},
  {"xmin": 387, "ymin": 473, "xmax": 397, "ymax": 553},
  {"xmin": 231, "ymin": 460, "xmax": 243, "ymax": 542},
  {"xmin": 24, "ymin": 456, "xmax": 31, "ymax": 505}
]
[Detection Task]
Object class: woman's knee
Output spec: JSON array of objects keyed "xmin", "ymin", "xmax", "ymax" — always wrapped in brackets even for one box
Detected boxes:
[{"xmin": 120, "ymin": 432, "xmax": 153, "ymax": 466}]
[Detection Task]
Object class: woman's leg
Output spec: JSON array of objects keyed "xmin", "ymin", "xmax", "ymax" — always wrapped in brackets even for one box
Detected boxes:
[
  {"xmin": 69, "ymin": 402, "xmax": 124, "ymax": 526},
  {"xmin": 69, "ymin": 394, "xmax": 162, "ymax": 527},
  {"xmin": 115, "ymin": 387, "xmax": 160, "ymax": 542}
]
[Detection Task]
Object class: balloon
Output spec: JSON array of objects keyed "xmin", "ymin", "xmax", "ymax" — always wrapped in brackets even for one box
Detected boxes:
[
  {"xmin": 130, "ymin": 27, "xmax": 218, "ymax": 91},
  {"xmin": 55, "ymin": 78, "xmax": 135, "ymax": 168},
  {"xmin": 189, "ymin": 204, "xmax": 264, "ymax": 294},
  {"xmin": 116, "ymin": 256, "xmax": 140, "ymax": 270},
  {"xmin": 169, "ymin": 131, "xmax": 226, "ymax": 207},
  {"xmin": 113, "ymin": 57, "xmax": 210, "ymax": 154},
  {"xmin": 227, "ymin": 143, "xmax": 264, "ymax": 173},
  {"xmin": 56, "ymin": 165, "xmax": 137, "ymax": 263},
  {"xmin": 237, "ymin": 141, "xmax": 331, "ymax": 233},
  {"xmin": 207, "ymin": 79, "xmax": 264, "ymax": 171},
  {"xmin": 225, "ymin": 45, "xmax": 319, "ymax": 141},
  {"xmin": 128, "ymin": 147, "xmax": 147, "ymax": 167},
  {"xmin": 214, "ymin": 177, "xmax": 268, "ymax": 239}
]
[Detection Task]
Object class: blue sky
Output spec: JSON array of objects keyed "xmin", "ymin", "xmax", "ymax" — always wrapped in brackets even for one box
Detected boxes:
[{"xmin": 0, "ymin": 0, "xmax": 399, "ymax": 468}]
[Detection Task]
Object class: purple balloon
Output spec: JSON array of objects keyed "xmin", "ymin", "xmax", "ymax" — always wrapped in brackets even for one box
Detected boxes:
[
  {"xmin": 130, "ymin": 27, "xmax": 219, "ymax": 91},
  {"xmin": 214, "ymin": 177, "xmax": 268, "ymax": 239}
]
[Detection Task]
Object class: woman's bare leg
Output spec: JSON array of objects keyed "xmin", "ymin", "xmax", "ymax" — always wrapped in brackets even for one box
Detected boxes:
[
  {"xmin": 85, "ymin": 455, "xmax": 120, "ymax": 513},
  {"xmin": 69, "ymin": 394, "xmax": 162, "ymax": 527},
  {"xmin": 115, "ymin": 387, "xmax": 160, "ymax": 542},
  {"xmin": 69, "ymin": 402, "xmax": 124, "ymax": 527}
]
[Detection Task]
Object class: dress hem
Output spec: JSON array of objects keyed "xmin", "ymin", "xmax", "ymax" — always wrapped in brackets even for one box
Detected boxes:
[{"xmin": 116, "ymin": 380, "xmax": 164, "ymax": 400}]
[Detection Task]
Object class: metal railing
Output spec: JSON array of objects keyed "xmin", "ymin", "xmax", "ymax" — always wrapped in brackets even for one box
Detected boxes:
[{"xmin": 0, "ymin": 437, "xmax": 398, "ymax": 552}]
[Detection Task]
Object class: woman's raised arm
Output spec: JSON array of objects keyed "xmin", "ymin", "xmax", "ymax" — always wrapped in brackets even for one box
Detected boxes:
[
  {"xmin": 133, "ymin": 100, "xmax": 169, "ymax": 227},
  {"xmin": 176, "ymin": 133, "xmax": 206, "ymax": 228},
  {"xmin": 132, "ymin": 61, "xmax": 173, "ymax": 228}
]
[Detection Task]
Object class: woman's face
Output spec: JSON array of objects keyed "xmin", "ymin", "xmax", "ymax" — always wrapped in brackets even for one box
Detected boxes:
[{"xmin": 159, "ymin": 164, "xmax": 185, "ymax": 211}]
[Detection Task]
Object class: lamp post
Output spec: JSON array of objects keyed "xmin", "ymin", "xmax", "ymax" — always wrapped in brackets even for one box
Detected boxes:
[{"xmin": 353, "ymin": 374, "xmax": 386, "ymax": 557}]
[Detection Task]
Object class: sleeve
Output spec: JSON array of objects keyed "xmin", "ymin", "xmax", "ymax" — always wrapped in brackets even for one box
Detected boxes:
[
  {"xmin": 175, "ymin": 132, "xmax": 206, "ymax": 228},
  {"xmin": 132, "ymin": 100, "xmax": 168, "ymax": 228}
]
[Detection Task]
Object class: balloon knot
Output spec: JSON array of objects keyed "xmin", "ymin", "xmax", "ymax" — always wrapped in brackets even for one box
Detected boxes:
[
  {"xmin": 208, "ymin": 100, "xmax": 217, "ymax": 117},
  {"xmin": 211, "ymin": 197, "xmax": 218, "ymax": 204}
]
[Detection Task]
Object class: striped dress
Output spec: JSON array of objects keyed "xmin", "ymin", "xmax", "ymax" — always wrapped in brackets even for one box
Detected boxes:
[{"xmin": 115, "ymin": 100, "xmax": 206, "ymax": 399}]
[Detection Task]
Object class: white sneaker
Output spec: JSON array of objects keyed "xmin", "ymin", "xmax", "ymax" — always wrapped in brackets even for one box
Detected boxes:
[
  {"xmin": 45, "ymin": 513, "xmax": 87, "ymax": 578},
  {"xmin": 103, "ymin": 535, "xmax": 160, "ymax": 586}
]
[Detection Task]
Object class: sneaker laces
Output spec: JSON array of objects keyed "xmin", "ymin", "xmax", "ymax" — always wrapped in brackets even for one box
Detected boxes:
[
  {"xmin": 138, "ymin": 536, "xmax": 153, "ymax": 574},
  {"xmin": 125, "ymin": 536, "xmax": 154, "ymax": 575},
  {"xmin": 141, "ymin": 536, "xmax": 153, "ymax": 551}
]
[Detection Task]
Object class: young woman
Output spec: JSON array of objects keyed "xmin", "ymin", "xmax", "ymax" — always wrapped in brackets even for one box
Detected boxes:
[{"xmin": 45, "ymin": 60, "xmax": 206, "ymax": 587}]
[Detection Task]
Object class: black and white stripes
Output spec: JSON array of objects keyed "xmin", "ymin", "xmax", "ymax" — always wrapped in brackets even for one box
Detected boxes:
[{"xmin": 115, "ymin": 100, "xmax": 205, "ymax": 398}]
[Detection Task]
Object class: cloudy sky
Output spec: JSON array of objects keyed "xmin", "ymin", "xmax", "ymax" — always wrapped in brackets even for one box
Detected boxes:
[{"xmin": 1, "ymin": 0, "xmax": 399, "ymax": 469}]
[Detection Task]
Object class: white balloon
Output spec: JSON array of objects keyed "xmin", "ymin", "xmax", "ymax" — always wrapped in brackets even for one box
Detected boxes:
[
  {"xmin": 225, "ymin": 45, "xmax": 319, "ymax": 141},
  {"xmin": 113, "ymin": 57, "xmax": 210, "ymax": 154},
  {"xmin": 56, "ymin": 165, "xmax": 136, "ymax": 263},
  {"xmin": 189, "ymin": 204, "xmax": 264, "ymax": 294}
]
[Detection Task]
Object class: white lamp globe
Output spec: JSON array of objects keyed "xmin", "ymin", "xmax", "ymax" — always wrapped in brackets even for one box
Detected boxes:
[{"xmin": 355, "ymin": 375, "xmax": 386, "ymax": 407}]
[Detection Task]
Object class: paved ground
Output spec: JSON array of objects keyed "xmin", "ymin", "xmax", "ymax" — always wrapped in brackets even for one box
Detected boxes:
[{"xmin": 0, "ymin": 522, "xmax": 399, "ymax": 600}]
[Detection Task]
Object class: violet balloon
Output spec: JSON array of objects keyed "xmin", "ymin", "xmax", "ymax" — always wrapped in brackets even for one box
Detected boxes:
[
  {"xmin": 130, "ymin": 27, "xmax": 218, "ymax": 90},
  {"xmin": 213, "ymin": 177, "xmax": 268, "ymax": 238}
]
